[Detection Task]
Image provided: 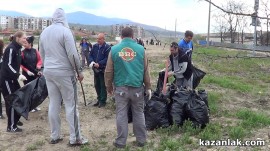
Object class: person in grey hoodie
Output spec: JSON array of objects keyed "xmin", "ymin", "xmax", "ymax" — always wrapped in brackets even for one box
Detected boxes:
[{"xmin": 39, "ymin": 8, "xmax": 88, "ymax": 146}]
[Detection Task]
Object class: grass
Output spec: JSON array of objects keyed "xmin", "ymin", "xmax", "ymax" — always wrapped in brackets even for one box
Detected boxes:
[{"xmin": 26, "ymin": 140, "xmax": 45, "ymax": 151}]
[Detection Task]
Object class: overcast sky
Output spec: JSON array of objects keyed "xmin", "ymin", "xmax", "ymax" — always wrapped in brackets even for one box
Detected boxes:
[{"xmin": 0, "ymin": 0, "xmax": 268, "ymax": 33}]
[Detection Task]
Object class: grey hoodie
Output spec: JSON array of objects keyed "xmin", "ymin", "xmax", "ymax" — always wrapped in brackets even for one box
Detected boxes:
[{"xmin": 40, "ymin": 8, "xmax": 81, "ymax": 77}]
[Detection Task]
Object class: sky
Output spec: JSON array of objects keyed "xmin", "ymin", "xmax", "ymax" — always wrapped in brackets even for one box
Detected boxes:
[{"xmin": 0, "ymin": 0, "xmax": 268, "ymax": 33}]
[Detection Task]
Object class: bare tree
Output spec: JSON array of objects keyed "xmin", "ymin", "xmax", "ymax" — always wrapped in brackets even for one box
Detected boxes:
[
  {"xmin": 213, "ymin": 13, "xmax": 228, "ymax": 42},
  {"xmin": 261, "ymin": 0, "xmax": 270, "ymax": 46}
]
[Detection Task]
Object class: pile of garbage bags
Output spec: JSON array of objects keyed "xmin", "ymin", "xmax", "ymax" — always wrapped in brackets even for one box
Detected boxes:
[{"xmin": 144, "ymin": 66, "xmax": 209, "ymax": 130}]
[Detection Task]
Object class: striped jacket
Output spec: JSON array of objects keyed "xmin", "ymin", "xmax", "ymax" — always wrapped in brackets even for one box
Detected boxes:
[{"xmin": 0, "ymin": 41, "xmax": 22, "ymax": 82}]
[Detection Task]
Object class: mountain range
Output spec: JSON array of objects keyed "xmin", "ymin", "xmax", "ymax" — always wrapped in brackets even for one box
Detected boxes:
[{"xmin": 0, "ymin": 10, "xmax": 183, "ymax": 37}]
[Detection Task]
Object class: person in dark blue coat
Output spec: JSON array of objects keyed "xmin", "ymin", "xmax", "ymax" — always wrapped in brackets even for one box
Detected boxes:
[{"xmin": 89, "ymin": 33, "xmax": 111, "ymax": 108}]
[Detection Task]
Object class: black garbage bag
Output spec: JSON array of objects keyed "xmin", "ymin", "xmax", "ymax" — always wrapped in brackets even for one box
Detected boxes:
[
  {"xmin": 155, "ymin": 71, "xmax": 168, "ymax": 95},
  {"xmin": 186, "ymin": 92, "xmax": 209, "ymax": 128},
  {"xmin": 198, "ymin": 89, "xmax": 209, "ymax": 108},
  {"xmin": 7, "ymin": 76, "xmax": 48, "ymax": 120},
  {"xmin": 169, "ymin": 89, "xmax": 191, "ymax": 126},
  {"xmin": 192, "ymin": 67, "xmax": 206, "ymax": 89},
  {"xmin": 144, "ymin": 95, "xmax": 170, "ymax": 130}
]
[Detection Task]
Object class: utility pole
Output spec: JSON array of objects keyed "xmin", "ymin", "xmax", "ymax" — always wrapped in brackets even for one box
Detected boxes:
[
  {"xmin": 207, "ymin": 0, "xmax": 211, "ymax": 47},
  {"xmin": 253, "ymin": 0, "xmax": 259, "ymax": 55},
  {"xmin": 175, "ymin": 18, "xmax": 177, "ymax": 40}
]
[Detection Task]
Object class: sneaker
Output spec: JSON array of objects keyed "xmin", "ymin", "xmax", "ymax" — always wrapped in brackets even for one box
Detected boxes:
[
  {"xmin": 31, "ymin": 109, "xmax": 37, "ymax": 112},
  {"xmin": 93, "ymin": 101, "xmax": 99, "ymax": 107},
  {"xmin": 69, "ymin": 138, "xmax": 89, "ymax": 146},
  {"xmin": 17, "ymin": 121, "xmax": 23, "ymax": 126},
  {"xmin": 136, "ymin": 141, "xmax": 145, "ymax": 147},
  {"xmin": 7, "ymin": 127, "xmax": 22, "ymax": 132},
  {"xmin": 113, "ymin": 142, "xmax": 126, "ymax": 148},
  {"xmin": 50, "ymin": 138, "xmax": 63, "ymax": 144},
  {"xmin": 36, "ymin": 107, "xmax": 41, "ymax": 111},
  {"xmin": 98, "ymin": 103, "xmax": 106, "ymax": 108}
]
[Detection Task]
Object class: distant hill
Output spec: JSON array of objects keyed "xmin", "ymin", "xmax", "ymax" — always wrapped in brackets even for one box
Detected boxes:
[
  {"xmin": 0, "ymin": 10, "xmax": 31, "ymax": 17},
  {"xmin": 0, "ymin": 10, "xmax": 183, "ymax": 38}
]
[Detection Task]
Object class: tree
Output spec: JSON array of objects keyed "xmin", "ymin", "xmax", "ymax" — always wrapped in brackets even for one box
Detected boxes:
[{"xmin": 260, "ymin": 0, "xmax": 270, "ymax": 46}]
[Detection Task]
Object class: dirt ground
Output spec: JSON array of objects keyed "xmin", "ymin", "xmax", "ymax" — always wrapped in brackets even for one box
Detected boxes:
[
  {"xmin": 0, "ymin": 45, "xmax": 168, "ymax": 151},
  {"xmin": 1, "ymin": 44, "xmax": 269, "ymax": 151}
]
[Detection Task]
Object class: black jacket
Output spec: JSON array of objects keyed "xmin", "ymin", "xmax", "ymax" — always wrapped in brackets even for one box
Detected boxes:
[
  {"xmin": 169, "ymin": 50, "xmax": 193, "ymax": 80},
  {"xmin": 0, "ymin": 41, "xmax": 22, "ymax": 82}
]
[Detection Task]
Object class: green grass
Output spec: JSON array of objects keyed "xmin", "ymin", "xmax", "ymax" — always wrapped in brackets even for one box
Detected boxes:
[
  {"xmin": 198, "ymin": 123, "xmax": 223, "ymax": 140},
  {"xmin": 236, "ymin": 109, "xmax": 270, "ymax": 129},
  {"xmin": 26, "ymin": 140, "xmax": 45, "ymax": 151},
  {"xmin": 228, "ymin": 126, "xmax": 247, "ymax": 140},
  {"xmin": 207, "ymin": 92, "xmax": 222, "ymax": 116}
]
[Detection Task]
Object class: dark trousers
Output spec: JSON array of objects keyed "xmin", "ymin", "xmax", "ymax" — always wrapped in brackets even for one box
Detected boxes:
[
  {"xmin": 0, "ymin": 91, "xmax": 2, "ymax": 115},
  {"xmin": 1, "ymin": 80, "xmax": 21, "ymax": 129},
  {"xmin": 81, "ymin": 51, "xmax": 90, "ymax": 67},
  {"xmin": 94, "ymin": 72, "xmax": 107, "ymax": 105}
]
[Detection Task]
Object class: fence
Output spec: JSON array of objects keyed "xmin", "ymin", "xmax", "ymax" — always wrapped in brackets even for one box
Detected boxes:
[{"xmin": 198, "ymin": 40, "xmax": 270, "ymax": 52}]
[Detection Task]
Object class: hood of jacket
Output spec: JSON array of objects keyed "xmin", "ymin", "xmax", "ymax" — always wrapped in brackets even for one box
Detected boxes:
[{"xmin": 52, "ymin": 8, "xmax": 69, "ymax": 28}]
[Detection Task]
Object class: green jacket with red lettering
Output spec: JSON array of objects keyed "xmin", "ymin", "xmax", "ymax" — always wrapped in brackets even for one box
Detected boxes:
[{"xmin": 111, "ymin": 38, "xmax": 145, "ymax": 87}]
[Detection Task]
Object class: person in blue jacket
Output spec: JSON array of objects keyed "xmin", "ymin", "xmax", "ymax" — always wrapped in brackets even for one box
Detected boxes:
[
  {"xmin": 178, "ymin": 30, "xmax": 194, "ymax": 89},
  {"xmin": 89, "ymin": 33, "xmax": 111, "ymax": 108}
]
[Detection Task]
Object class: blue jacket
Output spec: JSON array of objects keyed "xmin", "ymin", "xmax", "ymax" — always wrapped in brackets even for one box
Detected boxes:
[
  {"xmin": 89, "ymin": 42, "xmax": 111, "ymax": 70},
  {"xmin": 178, "ymin": 39, "xmax": 193, "ymax": 59}
]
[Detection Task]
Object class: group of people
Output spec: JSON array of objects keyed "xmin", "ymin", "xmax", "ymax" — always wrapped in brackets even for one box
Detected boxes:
[
  {"xmin": 0, "ymin": 7, "xmax": 194, "ymax": 148},
  {"xmin": 0, "ymin": 32, "xmax": 42, "ymax": 131}
]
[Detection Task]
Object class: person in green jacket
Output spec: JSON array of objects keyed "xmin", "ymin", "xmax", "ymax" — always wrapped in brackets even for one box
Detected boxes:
[{"xmin": 105, "ymin": 27, "xmax": 151, "ymax": 148}]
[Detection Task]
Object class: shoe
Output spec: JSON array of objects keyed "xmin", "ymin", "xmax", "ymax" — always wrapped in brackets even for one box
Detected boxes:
[
  {"xmin": 31, "ymin": 109, "xmax": 37, "ymax": 112},
  {"xmin": 136, "ymin": 141, "xmax": 145, "ymax": 147},
  {"xmin": 0, "ymin": 115, "xmax": 5, "ymax": 119},
  {"xmin": 93, "ymin": 101, "xmax": 99, "ymax": 107},
  {"xmin": 7, "ymin": 127, "xmax": 22, "ymax": 132},
  {"xmin": 68, "ymin": 137, "xmax": 89, "ymax": 146},
  {"xmin": 50, "ymin": 138, "xmax": 63, "ymax": 144},
  {"xmin": 36, "ymin": 107, "xmax": 41, "ymax": 111},
  {"xmin": 98, "ymin": 103, "xmax": 106, "ymax": 108},
  {"xmin": 17, "ymin": 121, "xmax": 23, "ymax": 126},
  {"xmin": 113, "ymin": 142, "xmax": 126, "ymax": 148}
]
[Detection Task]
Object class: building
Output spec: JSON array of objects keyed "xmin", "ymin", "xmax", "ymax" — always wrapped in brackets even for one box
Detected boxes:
[
  {"xmin": 111, "ymin": 24, "xmax": 145, "ymax": 38},
  {"xmin": 0, "ymin": 15, "xmax": 52, "ymax": 31},
  {"xmin": 0, "ymin": 15, "xmax": 14, "ymax": 30}
]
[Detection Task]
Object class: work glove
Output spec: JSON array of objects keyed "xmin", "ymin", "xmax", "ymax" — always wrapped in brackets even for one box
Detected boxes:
[
  {"xmin": 145, "ymin": 89, "xmax": 152, "ymax": 101},
  {"xmin": 89, "ymin": 61, "xmax": 95, "ymax": 68},
  {"xmin": 27, "ymin": 71, "xmax": 35, "ymax": 76},
  {"xmin": 18, "ymin": 74, "xmax": 27, "ymax": 81},
  {"xmin": 168, "ymin": 71, "xmax": 174, "ymax": 77}
]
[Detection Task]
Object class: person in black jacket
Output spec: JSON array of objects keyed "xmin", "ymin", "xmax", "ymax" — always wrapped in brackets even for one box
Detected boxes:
[
  {"xmin": 0, "ymin": 39, "xmax": 4, "ymax": 119},
  {"xmin": 21, "ymin": 36, "xmax": 43, "ymax": 112},
  {"xmin": 0, "ymin": 31, "xmax": 28, "ymax": 132}
]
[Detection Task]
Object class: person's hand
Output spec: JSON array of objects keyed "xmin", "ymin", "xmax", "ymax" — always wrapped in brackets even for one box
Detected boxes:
[
  {"xmin": 37, "ymin": 71, "xmax": 42, "ymax": 76},
  {"xmin": 89, "ymin": 61, "xmax": 95, "ymax": 68},
  {"xmin": 94, "ymin": 63, "xmax": 99, "ymax": 68},
  {"xmin": 107, "ymin": 87, "xmax": 114, "ymax": 96},
  {"xmin": 145, "ymin": 89, "xmax": 152, "ymax": 101},
  {"xmin": 78, "ymin": 73, "xmax": 84, "ymax": 82},
  {"xmin": 18, "ymin": 74, "xmax": 27, "ymax": 81},
  {"xmin": 27, "ymin": 71, "xmax": 35, "ymax": 76},
  {"xmin": 168, "ymin": 71, "xmax": 174, "ymax": 77}
]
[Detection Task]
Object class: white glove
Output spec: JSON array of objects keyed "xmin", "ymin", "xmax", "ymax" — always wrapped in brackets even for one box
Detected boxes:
[
  {"xmin": 89, "ymin": 61, "xmax": 95, "ymax": 68},
  {"xmin": 18, "ymin": 74, "xmax": 27, "ymax": 81},
  {"xmin": 145, "ymin": 89, "xmax": 152, "ymax": 101},
  {"xmin": 27, "ymin": 71, "xmax": 35, "ymax": 76}
]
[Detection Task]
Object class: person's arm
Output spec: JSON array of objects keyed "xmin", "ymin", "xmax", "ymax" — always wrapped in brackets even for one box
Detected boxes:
[
  {"xmin": 39, "ymin": 37, "xmax": 45, "ymax": 68},
  {"xmin": 143, "ymin": 52, "xmax": 151, "ymax": 90},
  {"xmin": 89, "ymin": 45, "xmax": 95, "ymax": 64},
  {"xmin": 64, "ymin": 30, "xmax": 82, "ymax": 73},
  {"xmin": 104, "ymin": 51, "xmax": 114, "ymax": 94},
  {"xmin": 36, "ymin": 49, "xmax": 42, "ymax": 70},
  {"xmin": 4, "ymin": 48, "xmax": 20, "ymax": 79},
  {"xmin": 173, "ymin": 62, "xmax": 188, "ymax": 75},
  {"xmin": 98, "ymin": 45, "xmax": 111, "ymax": 68}
]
